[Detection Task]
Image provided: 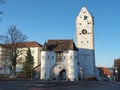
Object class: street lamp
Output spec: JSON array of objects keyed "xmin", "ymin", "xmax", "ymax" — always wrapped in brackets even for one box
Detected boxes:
[
  {"xmin": 80, "ymin": 67, "xmax": 83, "ymax": 80},
  {"xmin": 115, "ymin": 67, "xmax": 118, "ymax": 81}
]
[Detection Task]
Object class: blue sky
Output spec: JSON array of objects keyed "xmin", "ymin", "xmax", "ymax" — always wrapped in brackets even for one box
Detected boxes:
[{"xmin": 0, "ymin": 0, "xmax": 120, "ymax": 67}]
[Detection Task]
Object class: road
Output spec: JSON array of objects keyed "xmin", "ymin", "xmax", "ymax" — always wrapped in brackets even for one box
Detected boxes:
[{"xmin": 0, "ymin": 80, "xmax": 120, "ymax": 90}]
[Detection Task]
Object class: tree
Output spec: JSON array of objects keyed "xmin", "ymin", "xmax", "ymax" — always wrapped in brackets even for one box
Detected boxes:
[
  {"xmin": 0, "ymin": 25, "xmax": 27, "ymax": 78},
  {"xmin": 22, "ymin": 48, "xmax": 34, "ymax": 78}
]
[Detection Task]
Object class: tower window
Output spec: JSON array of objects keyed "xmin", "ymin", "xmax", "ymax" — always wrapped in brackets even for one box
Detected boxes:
[
  {"xmin": 83, "ymin": 11, "xmax": 86, "ymax": 13},
  {"xmin": 84, "ymin": 16, "xmax": 87, "ymax": 20},
  {"xmin": 79, "ymin": 23, "xmax": 82, "ymax": 25},
  {"xmin": 81, "ymin": 41, "xmax": 83, "ymax": 43},
  {"xmin": 87, "ymin": 41, "xmax": 89, "ymax": 43},
  {"xmin": 88, "ymin": 22, "xmax": 91, "ymax": 24}
]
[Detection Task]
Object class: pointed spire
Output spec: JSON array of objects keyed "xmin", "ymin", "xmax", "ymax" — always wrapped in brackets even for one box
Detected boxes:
[
  {"xmin": 81, "ymin": 6, "xmax": 88, "ymax": 13},
  {"xmin": 41, "ymin": 41, "xmax": 48, "ymax": 51},
  {"xmin": 77, "ymin": 6, "xmax": 93, "ymax": 21}
]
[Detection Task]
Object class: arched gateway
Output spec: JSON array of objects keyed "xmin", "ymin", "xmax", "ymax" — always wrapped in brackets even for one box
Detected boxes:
[{"xmin": 50, "ymin": 63, "xmax": 68, "ymax": 80}]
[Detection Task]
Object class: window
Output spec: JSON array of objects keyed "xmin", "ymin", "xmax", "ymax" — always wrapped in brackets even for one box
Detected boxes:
[
  {"xmin": 42, "ymin": 56, "xmax": 44, "ymax": 59},
  {"xmin": 52, "ymin": 56, "xmax": 54, "ymax": 60},
  {"xmin": 59, "ymin": 66, "xmax": 61, "ymax": 69},
  {"xmin": 83, "ymin": 11, "xmax": 86, "ymax": 13},
  {"xmin": 84, "ymin": 16, "xmax": 87, "ymax": 20},
  {"xmin": 88, "ymin": 22, "xmax": 91, "ymax": 24},
  {"xmin": 70, "ymin": 56, "xmax": 72, "ymax": 59},
  {"xmin": 75, "ymin": 56, "xmax": 77, "ymax": 60},
  {"xmin": 32, "ymin": 50, "xmax": 34, "ymax": 54},
  {"xmin": 64, "ymin": 56, "xmax": 66, "ymax": 60},
  {"xmin": 81, "ymin": 41, "xmax": 83, "ymax": 43},
  {"xmin": 48, "ymin": 56, "xmax": 49, "ymax": 59},
  {"xmin": 56, "ymin": 52, "xmax": 62, "ymax": 62}
]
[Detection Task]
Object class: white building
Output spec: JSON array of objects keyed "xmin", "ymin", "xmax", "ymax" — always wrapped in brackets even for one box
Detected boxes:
[
  {"xmin": 0, "ymin": 41, "xmax": 42, "ymax": 74},
  {"xmin": 40, "ymin": 7, "xmax": 101, "ymax": 81},
  {"xmin": 40, "ymin": 40, "xmax": 78, "ymax": 81},
  {"xmin": 0, "ymin": 44, "xmax": 9, "ymax": 74}
]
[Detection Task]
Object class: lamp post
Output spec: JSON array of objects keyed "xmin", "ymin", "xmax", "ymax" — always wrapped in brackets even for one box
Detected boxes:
[
  {"xmin": 80, "ymin": 67, "xmax": 83, "ymax": 80},
  {"xmin": 115, "ymin": 67, "xmax": 118, "ymax": 81}
]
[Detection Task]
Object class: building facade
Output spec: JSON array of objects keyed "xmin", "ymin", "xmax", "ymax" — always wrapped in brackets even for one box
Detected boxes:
[
  {"xmin": 40, "ymin": 7, "xmax": 101, "ymax": 81},
  {"xmin": 0, "ymin": 44, "xmax": 9, "ymax": 74},
  {"xmin": 0, "ymin": 41, "xmax": 42, "ymax": 74},
  {"xmin": 40, "ymin": 40, "xmax": 78, "ymax": 81}
]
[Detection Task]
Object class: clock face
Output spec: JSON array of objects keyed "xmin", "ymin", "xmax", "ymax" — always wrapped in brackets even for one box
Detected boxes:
[{"xmin": 82, "ymin": 29, "xmax": 87, "ymax": 34}]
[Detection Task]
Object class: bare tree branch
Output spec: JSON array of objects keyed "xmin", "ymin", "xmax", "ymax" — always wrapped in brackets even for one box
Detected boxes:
[{"xmin": 1, "ymin": 25, "xmax": 27, "ymax": 78}]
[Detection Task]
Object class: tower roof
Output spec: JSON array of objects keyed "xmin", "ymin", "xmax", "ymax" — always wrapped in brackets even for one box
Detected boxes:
[
  {"xmin": 81, "ymin": 6, "xmax": 88, "ymax": 13},
  {"xmin": 77, "ymin": 6, "xmax": 93, "ymax": 18}
]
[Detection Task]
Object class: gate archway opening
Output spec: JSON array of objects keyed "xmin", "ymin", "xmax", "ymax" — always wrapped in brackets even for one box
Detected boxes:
[
  {"xmin": 50, "ymin": 64, "xmax": 68, "ymax": 80},
  {"xmin": 59, "ymin": 69, "xmax": 66, "ymax": 80}
]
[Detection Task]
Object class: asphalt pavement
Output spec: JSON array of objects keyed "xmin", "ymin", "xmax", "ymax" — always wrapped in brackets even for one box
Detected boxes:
[{"xmin": 0, "ymin": 80, "xmax": 120, "ymax": 90}]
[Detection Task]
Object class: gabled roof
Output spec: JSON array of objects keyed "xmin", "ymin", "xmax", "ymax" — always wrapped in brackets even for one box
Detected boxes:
[
  {"xmin": 0, "ymin": 41, "xmax": 42, "ymax": 48},
  {"xmin": 42, "ymin": 39, "xmax": 78, "ymax": 51},
  {"xmin": 17, "ymin": 41, "xmax": 42, "ymax": 48}
]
